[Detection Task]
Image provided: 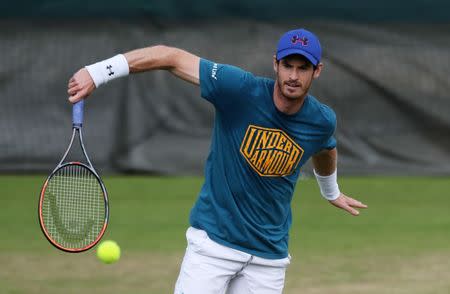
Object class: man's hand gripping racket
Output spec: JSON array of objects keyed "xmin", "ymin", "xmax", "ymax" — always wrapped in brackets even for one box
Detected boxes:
[{"xmin": 39, "ymin": 100, "xmax": 109, "ymax": 252}]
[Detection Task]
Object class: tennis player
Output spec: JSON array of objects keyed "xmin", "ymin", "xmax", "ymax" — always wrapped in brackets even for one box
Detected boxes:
[{"xmin": 68, "ymin": 28, "xmax": 367, "ymax": 294}]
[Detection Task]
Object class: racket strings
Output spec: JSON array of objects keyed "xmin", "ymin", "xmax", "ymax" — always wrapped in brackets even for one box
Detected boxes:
[{"xmin": 41, "ymin": 165, "xmax": 106, "ymax": 250}]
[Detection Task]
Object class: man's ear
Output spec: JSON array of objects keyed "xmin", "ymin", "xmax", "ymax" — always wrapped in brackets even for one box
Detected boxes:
[
  {"xmin": 313, "ymin": 62, "xmax": 323, "ymax": 79},
  {"xmin": 273, "ymin": 55, "xmax": 278, "ymax": 73}
]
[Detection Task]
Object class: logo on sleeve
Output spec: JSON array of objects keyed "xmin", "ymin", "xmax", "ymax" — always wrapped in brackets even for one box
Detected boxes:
[
  {"xmin": 240, "ymin": 125, "xmax": 304, "ymax": 177},
  {"xmin": 211, "ymin": 63, "xmax": 218, "ymax": 80}
]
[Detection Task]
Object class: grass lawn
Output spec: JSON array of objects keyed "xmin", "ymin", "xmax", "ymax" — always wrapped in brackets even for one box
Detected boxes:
[{"xmin": 1, "ymin": 175, "xmax": 449, "ymax": 293}]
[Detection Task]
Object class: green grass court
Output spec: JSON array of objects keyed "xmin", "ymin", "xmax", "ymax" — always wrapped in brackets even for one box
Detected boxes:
[{"xmin": 1, "ymin": 175, "xmax": 449, "ymax": 293}]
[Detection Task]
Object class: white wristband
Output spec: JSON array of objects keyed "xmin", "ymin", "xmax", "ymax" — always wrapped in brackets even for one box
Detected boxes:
[
  {"xmin": 85, "ymin": 54, "xmax": 129, "ymax": 88},
  {"xmin": 313, "ymin": 169, "xmax": 341, "ymax": 201}
]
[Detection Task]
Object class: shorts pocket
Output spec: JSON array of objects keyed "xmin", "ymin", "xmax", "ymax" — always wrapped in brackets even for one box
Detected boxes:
[{"xmin": 186, "ymin": 227, "xmax": 209, "ymax": 253}]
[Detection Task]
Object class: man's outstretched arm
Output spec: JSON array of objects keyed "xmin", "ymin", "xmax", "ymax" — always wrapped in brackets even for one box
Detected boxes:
[
  {"xmin": 68, "ymin": 45, "xmax": 200, "ymax": 103},
  {"xmin": 312, "ymin": 148, "xmax": 368, "ymax": 216}
]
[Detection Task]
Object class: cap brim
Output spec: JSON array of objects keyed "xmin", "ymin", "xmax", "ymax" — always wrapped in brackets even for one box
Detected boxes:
[{"xmin": 276, "ymin": 48, "xmax": 319, "ymax": 66}]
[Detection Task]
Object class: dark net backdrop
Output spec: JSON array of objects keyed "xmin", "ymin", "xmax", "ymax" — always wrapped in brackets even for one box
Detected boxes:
[{"xmin": 1, "ymin": 20, "xmax": 449, "ymax": 175}]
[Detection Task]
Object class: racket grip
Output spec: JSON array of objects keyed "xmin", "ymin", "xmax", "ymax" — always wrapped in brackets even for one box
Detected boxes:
[{"xmin": 72, "ymin": 100, "xmax": 84, "ymax": 127}]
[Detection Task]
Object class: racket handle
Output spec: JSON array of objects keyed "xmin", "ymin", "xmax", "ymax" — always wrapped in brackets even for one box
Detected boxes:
[{"xmin": 72, "ymin": 100, "xmax": 84, "ymax": 127}]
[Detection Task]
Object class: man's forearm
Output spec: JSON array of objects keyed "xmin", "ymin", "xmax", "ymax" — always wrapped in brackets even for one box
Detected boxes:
[
  {"xmin": 70, "ymin": 45, "xmax": 200, "ymax": 103},
  {"xmin": 312, "ymin": 148, "xmax": 340, "ymax": 201},
  {"xmin": 124, "ymin": 45, "xmax": 200, "ymax": 85},
  {"xmin": 124, "ymin": 45, "xmax": 177, "ymax": 73},
  {"xmin": 311, "ymin": 148, "xmax": 337, "ymax": 175}
]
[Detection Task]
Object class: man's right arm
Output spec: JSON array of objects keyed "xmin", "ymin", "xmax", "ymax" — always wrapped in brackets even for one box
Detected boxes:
[{"xmin": 68, "ymin": 45, "xmax": 200, "ymax": 103}]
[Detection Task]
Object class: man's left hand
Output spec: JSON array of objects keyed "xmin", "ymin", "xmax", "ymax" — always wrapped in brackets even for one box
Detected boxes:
[{"xmin": 330, "ymin": 194, "xmax": 368, "ymax": 216}]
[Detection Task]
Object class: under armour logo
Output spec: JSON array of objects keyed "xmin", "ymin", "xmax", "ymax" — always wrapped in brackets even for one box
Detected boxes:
[
  {"xmin": 291, "ymin": 35, "xmax": 308, "ymax": 46},
  {"xmin": 106, "ymin": 65, "xmax": 114, "ymax": 76}
]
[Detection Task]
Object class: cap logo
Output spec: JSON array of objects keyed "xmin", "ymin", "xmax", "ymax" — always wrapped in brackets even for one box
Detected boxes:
[{"xmin": 291, "ymin": 35, "xmax": 308, "ymax": 46}]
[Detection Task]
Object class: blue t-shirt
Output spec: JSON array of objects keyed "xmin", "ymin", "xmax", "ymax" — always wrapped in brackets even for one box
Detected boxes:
[{"xmin": 189, "ymin": 59, "xmax": 337, "ymax": 259}]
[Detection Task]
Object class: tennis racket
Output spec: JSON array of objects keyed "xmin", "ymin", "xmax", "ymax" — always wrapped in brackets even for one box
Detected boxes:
[{"xmin": 39, "ymin": 100, "xmax": 109, "ymax": 252}]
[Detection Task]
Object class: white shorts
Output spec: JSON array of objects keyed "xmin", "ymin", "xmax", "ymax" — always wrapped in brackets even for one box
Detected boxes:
[{"xmin": 174, "ymin": 227, "xmax": 291, "ymax": 294}]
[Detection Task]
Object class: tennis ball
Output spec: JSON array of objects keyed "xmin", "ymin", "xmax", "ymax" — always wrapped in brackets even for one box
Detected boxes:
[{"xmin": 96, "ymin": 240, "xmax": 121, "ymax": 264}]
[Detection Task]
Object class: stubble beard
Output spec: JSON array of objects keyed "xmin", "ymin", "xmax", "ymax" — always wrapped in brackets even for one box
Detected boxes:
[{"xmin": 277, "ymin": 78, "xmax": 310, "ymax": 100}]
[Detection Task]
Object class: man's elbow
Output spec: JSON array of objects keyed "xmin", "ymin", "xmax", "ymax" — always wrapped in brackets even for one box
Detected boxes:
[{"xmin": 154, "ymin": 45, "xmax": 185, "ymax": 68}]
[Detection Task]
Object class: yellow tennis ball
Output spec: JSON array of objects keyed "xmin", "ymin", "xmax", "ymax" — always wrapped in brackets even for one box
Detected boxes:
[{"xmin": 96, "ymin": 240, "xmax": 121, "ymax": 264}]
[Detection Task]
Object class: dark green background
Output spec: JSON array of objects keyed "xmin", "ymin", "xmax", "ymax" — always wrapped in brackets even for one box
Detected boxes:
[{"xmin": 1, "ymin": 0, "xmax": 448, "ymax": 21}]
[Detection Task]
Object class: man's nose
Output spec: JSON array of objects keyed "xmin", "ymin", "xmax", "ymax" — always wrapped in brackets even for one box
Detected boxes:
[{"xmin": 289, "ymin": 70, "xmax": 299, "ymax": 80}]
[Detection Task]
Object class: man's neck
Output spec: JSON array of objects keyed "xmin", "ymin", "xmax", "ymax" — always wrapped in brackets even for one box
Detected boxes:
[{"xmin": 273, "ymin": 82, "xmax": 306, "ymax": 115}]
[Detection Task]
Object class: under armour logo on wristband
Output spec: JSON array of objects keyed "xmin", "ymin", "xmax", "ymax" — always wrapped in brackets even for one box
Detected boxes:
[{"xmin": 106, "ymin": 65, "xmax": 114, "ymax": 76}]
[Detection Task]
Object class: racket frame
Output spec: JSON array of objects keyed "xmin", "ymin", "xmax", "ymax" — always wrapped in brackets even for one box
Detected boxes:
[{"xmin": 38, "ymin": 102, "xmax": 109, "ymax": 253}]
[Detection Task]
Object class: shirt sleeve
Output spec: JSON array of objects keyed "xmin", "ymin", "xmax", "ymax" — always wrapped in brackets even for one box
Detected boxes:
[
  {"xmin": 199, "ymin": 58, "xmax": 254, "ymax": 111},
  {"xmin": 322, "ymin": 134, "xmax": 337, "ymax": 150},
  {"xmin": 320, "ymin": 105, "xmax": 337, "ymax": 150}
]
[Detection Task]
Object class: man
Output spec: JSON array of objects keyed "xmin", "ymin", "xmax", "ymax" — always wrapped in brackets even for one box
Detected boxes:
[{"xmin": 68, "ymin": 28, "xmax": 367, "ymax": 294}]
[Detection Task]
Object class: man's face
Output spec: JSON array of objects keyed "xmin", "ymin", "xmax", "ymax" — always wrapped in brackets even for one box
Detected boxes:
[{"xmin": 273, "ymin": 54, "xmax": 322, "ymax": 100}]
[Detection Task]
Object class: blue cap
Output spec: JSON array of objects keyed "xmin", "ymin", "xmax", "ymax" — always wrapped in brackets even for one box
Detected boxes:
[{"xmin": 276, "ymin": 28, "xmax": 322, "ymax": 66}]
